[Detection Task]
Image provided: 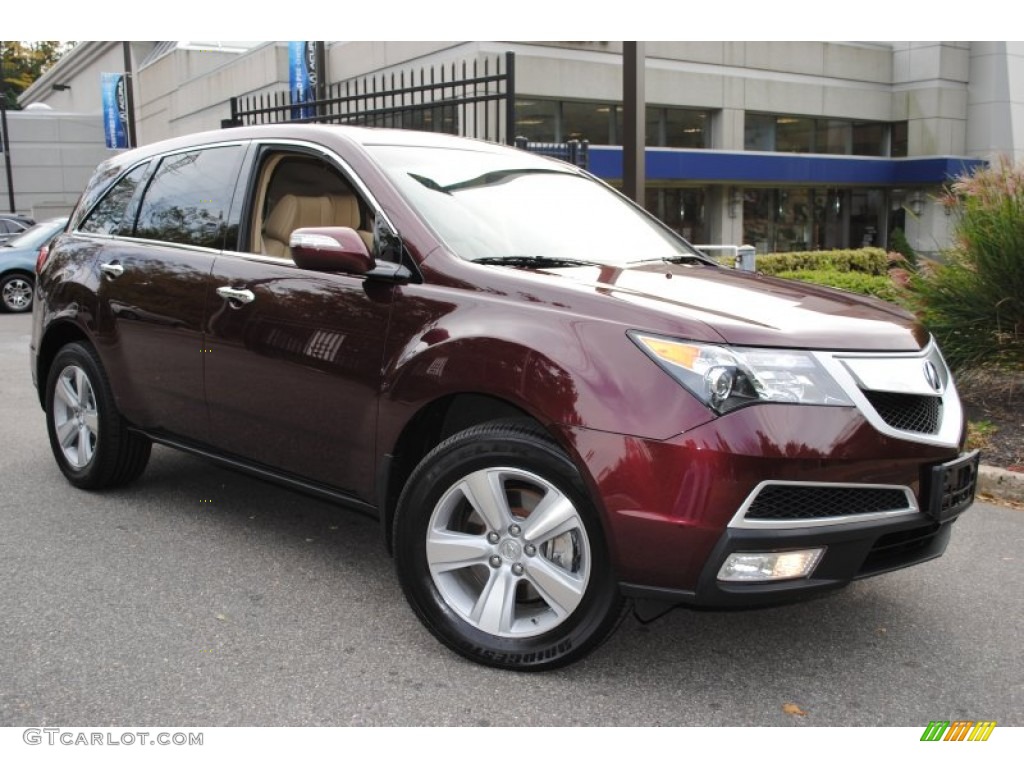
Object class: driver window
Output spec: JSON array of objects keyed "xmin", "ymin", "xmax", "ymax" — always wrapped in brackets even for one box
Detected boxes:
[{"xmin": 249, "ymin": 152, "xmax": 375, "ymax": 260}]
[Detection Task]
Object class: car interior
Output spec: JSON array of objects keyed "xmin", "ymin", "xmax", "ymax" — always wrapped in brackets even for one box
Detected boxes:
[{"xmin": 250, "ymin": 153, "xmax": 375, "ymax": 260}]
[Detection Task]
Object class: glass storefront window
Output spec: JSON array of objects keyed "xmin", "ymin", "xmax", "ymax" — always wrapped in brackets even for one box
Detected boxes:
[
  {"xmin": 664, "ymin": 108, "xmax": 709, "ymax": 149},
  {"xmin": 891, "ymin": 121, "xmax": 908, "ymax": 157},
  {"xmin": 852, "ymin": 122, "xmax": 885, "ymax": 156},
  {"xmin": 563, "ymin": 101, "xmax": 617, "ymax": 144},
  {"xmin": 647, "ymin": 107, "xmax": 710, "ymax": 148},
  {"xmin": 775, "ymin": 117, "xmax": 815, "ymax": 153},
  {"xmin": 816, "ymin": 120, "xmax": 851, "ymax": 155},
  {"xmin": 743, "ymin": 186, "xmax": 888, "ymax": 253},
  {"xmin": 514, "ymin": 99, "xmax": 558, "ymax": 141},
  {"xmin": 744, "ymin": 113, "xmax": 775, "ymax": 151},
  {"xmin": 518, "ymin": 98, "xmax": 711, "ymax": 148},
  {"xmin": 645, "ymin": 187, "xmax": 706, "ymax": 243},
  {"xmin": 746, "ymin": 113, "xmax": 903, "ymax": 157}
]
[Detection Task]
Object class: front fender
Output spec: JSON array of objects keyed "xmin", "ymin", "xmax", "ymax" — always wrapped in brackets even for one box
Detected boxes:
[{"xmin": 380, "ymin": 288, "xmax": 713, "ymax": 446}]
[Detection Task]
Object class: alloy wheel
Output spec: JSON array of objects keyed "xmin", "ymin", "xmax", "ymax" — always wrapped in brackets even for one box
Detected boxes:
[
  {"xmin": 51, "ymin": 364, "xmax": 99, "ymax": 469},
  {"xmin": 425, "ymin": 466, "xmax": 591, "ymax": 638}
]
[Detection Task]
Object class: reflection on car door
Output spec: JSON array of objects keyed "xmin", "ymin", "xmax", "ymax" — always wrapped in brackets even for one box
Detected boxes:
[
  {"xmin": 94, "ymin": 146, "xmax": 244, "ymax": 441},
  {"xmin": 203, "ymin": 254, "xmax": 393, "ymax": 500},
  {"xmin": 68, "ymin": 149, "xmax": 227, "ymax": 439}
]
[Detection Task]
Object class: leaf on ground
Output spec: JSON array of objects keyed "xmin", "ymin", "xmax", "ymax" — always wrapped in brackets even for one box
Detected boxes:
[{"xmin": 782, "ymin": 703, "xmax": 808, "ymax": 716}]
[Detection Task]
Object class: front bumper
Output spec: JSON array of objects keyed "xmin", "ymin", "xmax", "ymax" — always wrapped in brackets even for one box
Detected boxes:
[
  {"xmin": 562, "ymin": 403, "xmax": 975, "ymax": 606},
  {"xmin": 621, "ymin": 511, "xmax": 955, "ymax": 607}
]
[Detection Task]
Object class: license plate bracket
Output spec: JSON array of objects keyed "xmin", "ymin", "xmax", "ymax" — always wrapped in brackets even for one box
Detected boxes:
[{"xmin": 926, "ymin": 450, "xmax": 980, "ymax": 523}]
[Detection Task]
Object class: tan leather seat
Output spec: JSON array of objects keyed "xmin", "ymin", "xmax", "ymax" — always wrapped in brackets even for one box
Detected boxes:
[
  {"xmin": 263, "ymin": 193, "xmax": 372, "ymax": 258},
  {"xmin": 327, "ymin": 194, "xmax": 375, "ymax": 252}
]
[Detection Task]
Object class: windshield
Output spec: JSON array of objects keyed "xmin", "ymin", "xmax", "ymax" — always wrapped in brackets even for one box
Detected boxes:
[
  {"xmin": 3, "ymin": 219, "xmax": 67, "ymax": 249},
  {"xmin": 366, "ymin": 145, "xmax": 703, "ymax": 268}
]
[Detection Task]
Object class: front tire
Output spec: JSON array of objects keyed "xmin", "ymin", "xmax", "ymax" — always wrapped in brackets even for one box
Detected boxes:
[
  {"xmin": 393, "ymin": 420, "xmax": 626, "ymax": 670},
  {"xmin": 45, "ymin": 342, "xmax": 152, "ymax": 489}
]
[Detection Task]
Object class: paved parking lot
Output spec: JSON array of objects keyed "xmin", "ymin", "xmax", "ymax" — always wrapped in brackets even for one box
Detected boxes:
[{"xmin": 1, "ymin": 312, "xmax": 1022, "ymax": 726}]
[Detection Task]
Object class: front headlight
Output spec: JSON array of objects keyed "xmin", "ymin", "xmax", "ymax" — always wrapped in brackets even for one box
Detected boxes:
[{"xmin": 628, "ymin": 332, "xmax": 853, "ymax": 415}]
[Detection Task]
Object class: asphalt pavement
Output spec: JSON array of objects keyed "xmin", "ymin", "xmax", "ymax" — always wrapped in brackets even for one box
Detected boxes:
[{"xmin": 1, "ymin": 312, "xmax": 1021, "ymax": 726}]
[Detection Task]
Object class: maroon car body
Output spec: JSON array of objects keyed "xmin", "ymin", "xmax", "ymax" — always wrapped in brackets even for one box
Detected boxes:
[{"xmin": 31, "ymin": 125, "xmax": 978, "ymax": 670}]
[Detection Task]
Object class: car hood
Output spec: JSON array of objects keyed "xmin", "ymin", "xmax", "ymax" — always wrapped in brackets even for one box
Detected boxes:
[{"xmin": 538, "ymin": 261, "xmax": 928, "ymax": 351}]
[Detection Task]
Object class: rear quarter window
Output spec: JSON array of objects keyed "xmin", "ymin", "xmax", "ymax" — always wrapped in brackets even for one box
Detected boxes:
[{"xmin": 78, "ymin": 163, "xmax": 150, "ymax": 236}]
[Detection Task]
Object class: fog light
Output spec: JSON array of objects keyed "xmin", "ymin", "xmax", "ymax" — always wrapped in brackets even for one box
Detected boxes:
[{"xmin": 717, "ymin": 548, "xmax": 825, "ymax": 582}]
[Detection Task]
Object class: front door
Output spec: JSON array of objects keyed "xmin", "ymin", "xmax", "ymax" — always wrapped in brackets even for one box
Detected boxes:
[{"xmin": 201, "ymin": 146, "xmax": 393, "ymax": 499}]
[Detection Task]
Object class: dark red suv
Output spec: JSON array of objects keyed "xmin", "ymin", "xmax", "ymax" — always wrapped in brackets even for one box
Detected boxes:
[{"xmin": 31, "ymin": 125, "xmax": 978, "ymax": 670}]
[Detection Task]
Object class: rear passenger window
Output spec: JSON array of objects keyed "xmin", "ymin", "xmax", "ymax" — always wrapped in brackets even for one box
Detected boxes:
[
  {"xmin": 134, "ymin": 146, "xmax": 243, "ymax": 249},
  {"xmin": 79, "ymin": 164, "xmax": 150, "ymax": 236}
]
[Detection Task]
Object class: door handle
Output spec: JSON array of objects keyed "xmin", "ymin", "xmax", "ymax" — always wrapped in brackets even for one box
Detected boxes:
[
  {"xmin": 99, "ymin": 262, "xmax": 124, "ymax": 278},
  {"xmin": 216, "ymin": 286, "xmax": 256, "ymax": 305}
]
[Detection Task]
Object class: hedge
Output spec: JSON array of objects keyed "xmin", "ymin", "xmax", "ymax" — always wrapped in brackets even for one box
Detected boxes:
[
  {"xmin": 773, "ymin": 270, "xmax": 905, "ymax": 304},
  {"xmin": 755, "ymin": 248, "xmax": 889, "ymax": 276}
]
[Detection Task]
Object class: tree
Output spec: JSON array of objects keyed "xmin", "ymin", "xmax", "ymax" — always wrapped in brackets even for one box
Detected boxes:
[{"xmin": 1, "ymin": 41, "xmax": 76, "ymax": 108}]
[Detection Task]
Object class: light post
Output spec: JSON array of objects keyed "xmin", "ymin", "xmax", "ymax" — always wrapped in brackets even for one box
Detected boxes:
[{"xmin": 0, "ymin": 51, "xmax": 17, "ymax": 211}]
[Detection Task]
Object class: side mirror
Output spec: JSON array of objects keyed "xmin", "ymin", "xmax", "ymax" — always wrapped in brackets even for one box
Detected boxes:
[{"xmin": 289, "ymin": 227, "xmax": 375, "ymax": 275}]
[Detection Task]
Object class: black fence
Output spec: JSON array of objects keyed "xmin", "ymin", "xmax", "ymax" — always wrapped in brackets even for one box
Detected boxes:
[
  {"xmin": 227, "ymin": 49, "xmax": 590, "ymax": 170},
  {"xmin": 514, "ymin": 137, "xmax": 589, "ymax": 169},
  {"xmin": 229, "ymin": 51, "xmax": 517, "ymax": 145}
]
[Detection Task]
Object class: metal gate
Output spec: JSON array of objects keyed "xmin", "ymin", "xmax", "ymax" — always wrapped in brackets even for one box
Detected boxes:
[{"xmin": 229, "ymin": 51, "xmax": 517, "ymax": 146}]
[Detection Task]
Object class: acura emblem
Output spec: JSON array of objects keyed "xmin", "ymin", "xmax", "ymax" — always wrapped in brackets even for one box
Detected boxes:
[{"xmin": 923, "ymin": 361, "xmax": 942, "ymax": 392}]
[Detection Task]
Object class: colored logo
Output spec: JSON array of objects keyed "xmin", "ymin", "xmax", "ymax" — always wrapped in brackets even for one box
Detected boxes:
[{"xmin": 920, "ymin": 720, "xmax": 996, "ymax": 741}]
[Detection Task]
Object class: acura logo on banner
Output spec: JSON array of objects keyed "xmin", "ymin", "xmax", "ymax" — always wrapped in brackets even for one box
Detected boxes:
[
  {"xmin": 289, "ymin": 42, "xmax": 317, "ymax": 120},
  {"xmin": 101, "ymin": 73, "xmax": 129, "ymax": 149}
]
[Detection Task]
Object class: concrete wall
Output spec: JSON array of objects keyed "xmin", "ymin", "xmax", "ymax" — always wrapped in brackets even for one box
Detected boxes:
[
  {"xmin": 18, "ymin": 42, "xmax": 157, "ymax": 114},
  {"xmin": 135, "ymin": 43, "xmax": 273, "ymax": 144},
  {"xmin": 968, "ymin": 41, "xmax": 1024, "ymax": 163},
  {"xmin": 0, "ymin": 112, "xmax": 115, "ymax": 218},
  {"xmin": 888, "ymin": 42, "xmax": 971, "ymax": 258},
  {"xmin": 324, "ymin": 40, "xmax": 898, "ymax": 141}
]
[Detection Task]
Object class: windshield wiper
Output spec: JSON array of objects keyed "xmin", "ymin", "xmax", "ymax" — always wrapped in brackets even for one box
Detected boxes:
[
  {"xmin": 635, "ymin": 253, "xmax": 718, "ymax": 266},
  {"xmin": 473, "ymin": 255, "xmax": 603, "ymax": 268}
]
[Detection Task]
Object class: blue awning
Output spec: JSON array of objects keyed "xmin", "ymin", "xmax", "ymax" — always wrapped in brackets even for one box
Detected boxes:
[{"xmin": 588, "ymin": 147, "xmax": 985, "ymax": 186}]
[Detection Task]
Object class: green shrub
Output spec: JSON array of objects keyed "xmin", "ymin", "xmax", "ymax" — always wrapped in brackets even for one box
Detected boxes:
[
  {"xmin": 888, "ymin": 227, "xmax": 919, "ymax": 270},
  {"xmin": 774, "ymin": 270, "xmax": 905, "ymax": 304},
  {"xmin": 909, "ymin": 159, "xmax": 1024, "ymax": 370},
  {"xmin": 756, "ymin": 248, "xmax": 889, "ymax": 276}
]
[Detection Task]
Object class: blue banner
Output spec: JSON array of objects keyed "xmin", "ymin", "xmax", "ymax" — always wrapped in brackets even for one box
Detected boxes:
[
  {"xmin": 289, "ymin": 42, "xmax": 317, "ymax": 120},
  {"xmin": 101, "ymin": 73, "xmax": 129, "ymax": 149}
]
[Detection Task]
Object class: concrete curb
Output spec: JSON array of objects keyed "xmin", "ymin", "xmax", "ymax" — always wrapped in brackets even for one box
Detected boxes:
[{"xmin": 978, "ymin": 464, "xmax": 1024, "ymax": 505}]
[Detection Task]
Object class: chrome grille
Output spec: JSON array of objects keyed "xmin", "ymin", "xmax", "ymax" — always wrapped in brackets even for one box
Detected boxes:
[{"xmin": 862, "ymin": 391, "xmax": 942, "ymax": 435}]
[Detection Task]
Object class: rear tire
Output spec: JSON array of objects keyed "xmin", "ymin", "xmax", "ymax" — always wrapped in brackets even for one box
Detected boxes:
[
  {"xmin": 393, "ymin": 420, "xmax": 626, "ymax": 670},
  {"xmin": 45, "ymin": 342, "xmax": 151, "ymax": 489}
]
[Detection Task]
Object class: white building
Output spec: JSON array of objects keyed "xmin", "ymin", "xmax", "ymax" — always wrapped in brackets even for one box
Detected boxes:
[{"xmin": 13, "ymin": 40, "xmax": 1024, "ymax": 256}]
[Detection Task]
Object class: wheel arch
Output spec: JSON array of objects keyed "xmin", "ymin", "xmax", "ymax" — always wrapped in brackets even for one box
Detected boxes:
[
  {"xmin": 378, "ymin": 392, "xmax": 557, "ymax": 554},
  {"xmin": 1, "ymin": 267, "xmax": 34, "ymax": 280},
  {"xmin": 35, "ymin": 320, "xmax": 91, "ymax": 409}
]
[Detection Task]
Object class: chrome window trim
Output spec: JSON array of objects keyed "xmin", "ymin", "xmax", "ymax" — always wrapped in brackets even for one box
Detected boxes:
[
  {"xmin": 72, "ymin": 138, "xmax": 401, "ymax": 268},
  {"xmin": 812, "ymin": 339, "xmax": 962, "ymax": 448},
  {"xmin": 727, "ymin": 480, "xmax": 919, "ymax": 530},
  {"xmin": 73, "ymin": 140, "xmax": 250, "ymax": 235},
  {"xmin": 70, "ymin": 232, "xmax": 223, "ymax": 257},
  {"xmin": 217, "ymin": 250, "xmax": 296, "ymax": 267},
  {"xmin": 246, "ymin": 138, "xmax": 399, "ymax": 237}
]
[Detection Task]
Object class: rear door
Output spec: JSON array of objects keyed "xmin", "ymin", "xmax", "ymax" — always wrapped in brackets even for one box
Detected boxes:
[{"xmin": 85, "ymin": 143, "xmax": 246, "ymax": 440}]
